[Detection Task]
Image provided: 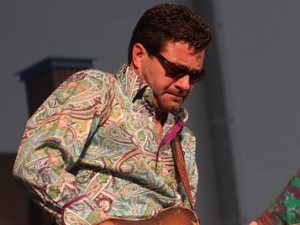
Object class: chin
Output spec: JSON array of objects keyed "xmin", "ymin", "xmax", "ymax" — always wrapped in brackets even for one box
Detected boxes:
[
  {"xmin": 155, "ymin": 98, "xmax": 183, "ymax": 113},
  {"xmin": 160, "ymin": 104, "xmax": 181, "ymax": 114}
]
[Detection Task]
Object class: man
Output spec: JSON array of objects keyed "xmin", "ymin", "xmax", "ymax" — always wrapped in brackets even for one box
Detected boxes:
[
  {"xmin": 250, "ymin": 170, "xmax": 300, "ymax": 225},
  {"xmin": 13, "ymin": 3, "xmax": 211, "ymax": 225}
]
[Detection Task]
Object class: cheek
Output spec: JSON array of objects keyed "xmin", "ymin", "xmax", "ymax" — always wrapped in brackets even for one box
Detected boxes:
[
  {"xmin": 143, "ymin": 64, "xmax": 162, "ymax": 84},
  {"xmin": 149, "ymin": 74, "xmax": 172, "ymax": 92},
  {"xmin": 143, "ymin": 63, "xmax": 175, "ymax": 93},
  {"xmin": 155, "ymin": 78, "xmax": 175, "ymax": 94}
]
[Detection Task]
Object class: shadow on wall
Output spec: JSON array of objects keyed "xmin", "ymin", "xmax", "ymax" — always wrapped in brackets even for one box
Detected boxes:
[{"xmin": 0, "ymin": 153, "xmax": 29, "ymax": 225}]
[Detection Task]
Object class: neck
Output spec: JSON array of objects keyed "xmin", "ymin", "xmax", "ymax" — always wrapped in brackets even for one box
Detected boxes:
[
  {"xmin": 154, "ymin": 109, "xmax": 168, "ymax": 142},
  {"xmin": 155, "ymin": 109, "xmax": 168, "ymax": 125}
]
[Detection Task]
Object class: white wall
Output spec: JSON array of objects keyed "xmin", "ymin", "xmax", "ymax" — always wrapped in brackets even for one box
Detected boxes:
[{"xmin": 210, "ymin": 0, "xmax": 300, "ymax": 223}]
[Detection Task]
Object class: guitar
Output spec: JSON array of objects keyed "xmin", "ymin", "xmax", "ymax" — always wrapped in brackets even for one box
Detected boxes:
[{"xmin": 100, "ymin": 206, "xmax": 200, "ymax": 225}]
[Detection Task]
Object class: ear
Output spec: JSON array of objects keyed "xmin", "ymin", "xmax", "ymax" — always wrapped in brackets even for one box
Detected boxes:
[{"xmin": 131, "ymin": 43, "xmax": 147, "ymax": 70}]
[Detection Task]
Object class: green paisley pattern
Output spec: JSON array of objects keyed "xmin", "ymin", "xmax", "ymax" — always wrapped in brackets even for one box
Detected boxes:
[
  {"xmin": 13, "ymin": 65, "xmax": 198, "ymax": 225},
  {"xmin": 257, "ymin": 170, "xmax": 300, "ymax": 225}
]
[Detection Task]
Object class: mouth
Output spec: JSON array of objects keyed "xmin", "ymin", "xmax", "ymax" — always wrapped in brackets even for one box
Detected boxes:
[
  {"xmin": 167, "ymin": 91, "xmax": 186, "ymax": 97},
  {"xmin": 173, "ymin": 92, "xmax": 187, "ymax": 99},
  {"xmin": 170, "ymin": 94, "xmax": 185, "ymax": 103}
]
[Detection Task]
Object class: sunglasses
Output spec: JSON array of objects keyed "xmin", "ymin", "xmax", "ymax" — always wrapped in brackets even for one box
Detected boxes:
[{"xmin": 155, "ymin": 54, "xmax": 206, "ymax": 83}]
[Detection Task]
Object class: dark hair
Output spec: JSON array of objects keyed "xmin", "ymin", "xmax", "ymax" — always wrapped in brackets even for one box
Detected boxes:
[{"xmin": 128, "ymin": 3, "xmax": 212, "ymax": 64}]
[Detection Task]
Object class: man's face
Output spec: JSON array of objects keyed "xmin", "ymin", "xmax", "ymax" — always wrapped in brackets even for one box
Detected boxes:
[{"xmin": 132, "ymin": 41, "xmax": 206, "ymax": 114}]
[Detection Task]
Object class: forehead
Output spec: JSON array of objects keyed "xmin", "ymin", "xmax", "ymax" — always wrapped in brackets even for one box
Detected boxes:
[
  {"xmin": 162, "ymin": 41, "xmax": 195, "ymax": 52},
  {"xmin": 162, "ymin": 41, "xmax": 204, "ymax": 57},
  {"xmin": 161, "ymin": 41, "xmax": 205, "ymax": 65}
]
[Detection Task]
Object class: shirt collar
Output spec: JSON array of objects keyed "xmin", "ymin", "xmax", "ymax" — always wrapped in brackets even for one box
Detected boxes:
[
  {"xmin": 115, "ymin": 64, "xmax": 189, "ymax": 123},
  {"xmin": 115, "ymin": 64, "xmax": 148, "ymax": 101}
]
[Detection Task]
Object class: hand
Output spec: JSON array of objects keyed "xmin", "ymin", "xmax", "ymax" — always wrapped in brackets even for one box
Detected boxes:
[{"xmin": 249, "ymin": 222, "xmax": 258, "ymax": 225}]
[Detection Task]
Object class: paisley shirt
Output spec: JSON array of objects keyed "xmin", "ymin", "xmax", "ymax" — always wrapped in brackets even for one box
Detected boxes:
[
  {"xmin": 257, "ymin": 170, "xmax": 300, "ymax": 225},
  {"xmin": 13, "ymin": 65, "xmax": 198, "ymax": 225}
]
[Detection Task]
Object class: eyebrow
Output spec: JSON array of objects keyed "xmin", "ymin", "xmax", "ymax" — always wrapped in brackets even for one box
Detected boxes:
[
  {"xmin": 161, "ymin": 54, "xmax": 202, "ymax": 72},
  {"xmin": 172, "ymin": 60, "xmax": 203, "ymax": 73}
]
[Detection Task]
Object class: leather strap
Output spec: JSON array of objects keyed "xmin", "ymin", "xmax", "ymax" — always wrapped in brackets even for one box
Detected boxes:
[{"xmin": 171, "ymin": 136, "xmax": 195, "ymax": 210}]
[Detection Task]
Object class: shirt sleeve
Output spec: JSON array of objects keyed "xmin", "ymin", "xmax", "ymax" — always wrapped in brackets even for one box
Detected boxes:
[
  {"xmin": 13, "ymin": 70, "xmax": 114, "ymax": 225},
  {"xmin": 256, "ymin": 169, "xmax": 300, "ymax": 225}
]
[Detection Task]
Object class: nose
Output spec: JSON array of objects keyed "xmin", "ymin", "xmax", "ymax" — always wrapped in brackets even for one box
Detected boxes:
[{"xmin": 175, "ymin": 75, "xmax": 191, "ymax": 91}]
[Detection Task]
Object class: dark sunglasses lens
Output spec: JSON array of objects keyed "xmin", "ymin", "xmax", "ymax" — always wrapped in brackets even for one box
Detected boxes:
[
  {"xmin": 167, "ymin": 65, "xmax": 187, "ymax": 78},
  {"xmin": 158, "ymin": 54, "xmax": 206, "ymax": 83},
  {"xmin": 190, "ymin": 70, "xmax": 206, "ymax": 83}
]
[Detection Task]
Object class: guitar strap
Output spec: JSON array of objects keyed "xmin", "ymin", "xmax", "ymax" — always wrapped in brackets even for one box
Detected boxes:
[
  {"xmin": 159, "ymin": 118, "xmax": 195, "ymax": 210},
  {"xmin": 171, "ymin": 136, "xmax": 195, "ymax": 210}
]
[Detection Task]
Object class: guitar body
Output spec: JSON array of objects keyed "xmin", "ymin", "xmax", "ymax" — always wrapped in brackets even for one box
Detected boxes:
[{"xmin": 100, "ymin": 206, "xmax": 200, "ymax": 225}]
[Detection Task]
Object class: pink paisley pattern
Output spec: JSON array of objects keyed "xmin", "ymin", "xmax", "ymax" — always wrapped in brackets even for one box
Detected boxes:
[{"xmin": 13, "ymin": 65, "xmax": 198, "ymax": 225}]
